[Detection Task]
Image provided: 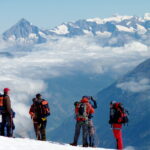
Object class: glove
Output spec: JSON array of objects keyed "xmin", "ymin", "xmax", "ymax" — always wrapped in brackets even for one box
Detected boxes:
[
  {"xmin": 32, "ymin": 114, "xmax": 37, "ymax": 120},
  {"xmin": 109, "ymin": 120, "xmax": 112, "ymax": 124},
  {"xmin": 74, "ymin": 101, "xmax": 79, "ymax": 106},
  {"xmin": 91, "ymin": 96, "xmax": 96, "ymax": 102},
  {"xmin": 88, "ymin": 114, "xmax": 93, "ymax": 119}
]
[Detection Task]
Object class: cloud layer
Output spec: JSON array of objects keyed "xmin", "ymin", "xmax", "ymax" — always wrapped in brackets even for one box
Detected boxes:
[
  {"xmin": 0, "ymin": 36, "xmax": 150, "ymax": 137},
  {"xmin": 117, "ymin": 78, "xmax": 150, "ymax": 93}
]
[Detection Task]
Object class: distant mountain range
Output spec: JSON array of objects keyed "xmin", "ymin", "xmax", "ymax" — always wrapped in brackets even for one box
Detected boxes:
[
  {"xmin": 2, "ymin": 13, "xmax": 150, "ymax": 46},
  {"xmin": 49, "ymin": 58, "xmax": 150, "ymax": 150}
]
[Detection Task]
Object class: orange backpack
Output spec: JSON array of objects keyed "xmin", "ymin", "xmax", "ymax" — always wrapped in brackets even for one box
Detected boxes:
[
  {"xmin": 0, "ymin": 94, "xmax": 5, "ymax": 113},
  {"xmin": 38, "ymin": 100, "xmax": 50, "ymax": 118}
]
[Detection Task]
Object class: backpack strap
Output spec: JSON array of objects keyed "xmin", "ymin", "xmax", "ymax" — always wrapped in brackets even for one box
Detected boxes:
[
  {"xmin": 41, "ymin": 100, "xmax": 48, "ymax": 105},
  {"xmin": 0, "ymin": 96, "xmax": 4, "ymax": 107}
]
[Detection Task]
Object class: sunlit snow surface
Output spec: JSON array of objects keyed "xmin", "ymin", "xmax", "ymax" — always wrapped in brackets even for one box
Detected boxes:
[
  {"xmin": 0, "ymin": 136, "xmax": 136, "ymax": 150},
  {"xmin": 0, "ymin": 137, "xmax": 114, "ymax": 150}
]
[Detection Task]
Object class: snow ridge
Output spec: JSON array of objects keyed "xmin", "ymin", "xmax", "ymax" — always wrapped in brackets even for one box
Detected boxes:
[
  {"xmin": 0, "ymin": 137, "xmax": 113, "ymax": 150},
  {"xmin": 2, "ymin": 13, "xmax": 150, "ymax": 47}
]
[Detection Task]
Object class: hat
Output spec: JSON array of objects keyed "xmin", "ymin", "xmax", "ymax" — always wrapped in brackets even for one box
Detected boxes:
[
  {"xmin": 4, "ymin": 88, "xmax": 10, "ymax": 93},
  {"xmin": 82, "ymin": 96, "xmax": 89, "ymax": 99},
  {"xmin": 110, "ymin": 101, "xmax": 116, "ymax": 105},
  {"xmin": 36, "ymin": 93, "xmax": 41, "ymax": 98}
]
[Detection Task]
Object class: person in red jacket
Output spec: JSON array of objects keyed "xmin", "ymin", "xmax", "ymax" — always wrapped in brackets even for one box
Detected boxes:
[
  {"xmin": 109, "ymin": 101, "xmax": 124, "ymax": 150},
  {"xmin": 70, "ymin": 96, "xmax": 95, "ymax": 147}
]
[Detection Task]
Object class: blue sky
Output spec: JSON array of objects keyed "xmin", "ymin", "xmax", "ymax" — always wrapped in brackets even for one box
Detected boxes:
[{"xmin": 0, "ymin": 0, "xmax": 150, "ymax": 33}]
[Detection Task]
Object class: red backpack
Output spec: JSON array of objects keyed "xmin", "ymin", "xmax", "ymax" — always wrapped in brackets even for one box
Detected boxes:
[{"xmin": 110, "ymin": 103, "xmax": 129, "ymax": 125}]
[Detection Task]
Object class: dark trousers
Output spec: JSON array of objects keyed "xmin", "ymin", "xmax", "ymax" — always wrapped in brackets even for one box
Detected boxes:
[
  {"xmin": 0, "ymin": 114, "xmax": 13, "ymax": 137},
  {"xmin": 33, "ymin": 118, "xmax": 47, "ymax": 141},
  {"xmin": 88, "ymin": 120, "xmax": 95, "ymax": 147},
  {"xmin": 73, "ymin": 121, "xmax": 88, "ymax": 146}
]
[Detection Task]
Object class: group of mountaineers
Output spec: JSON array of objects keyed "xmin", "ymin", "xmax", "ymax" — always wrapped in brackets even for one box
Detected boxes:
[{"xmin": 0, "ymin": 87, "xmax": 129, "ymax": 150}]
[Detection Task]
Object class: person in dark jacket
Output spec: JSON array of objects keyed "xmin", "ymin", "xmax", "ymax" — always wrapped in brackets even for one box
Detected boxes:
[
  {"xmin": 88, "ymin": 96, "xmax": 97, "ymax": 147},
  {"xmin": 29, "ymin": 98, "xmax": 40, "ymax": 139},
  {"xmin": 0, "ymin": 88, "xmax": 13, "ymax": 137},
  {"xmin": 29, "ymin": 93, "xmax": 50, "ymax": 141},
  {"xmin": 11, "ymin": 109, "xmax": 15, "ymax": 137}
]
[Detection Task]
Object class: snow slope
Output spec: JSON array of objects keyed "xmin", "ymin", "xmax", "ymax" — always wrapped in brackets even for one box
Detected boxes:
[{"xmin": 0, "ymin": 136, "xmax": 113, "ymax": 150}]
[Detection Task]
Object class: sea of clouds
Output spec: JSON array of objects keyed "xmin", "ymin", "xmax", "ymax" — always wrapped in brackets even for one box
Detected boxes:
[{"xmin": 0, "ymin": 35, "xmax": 150, "ymax": 137}]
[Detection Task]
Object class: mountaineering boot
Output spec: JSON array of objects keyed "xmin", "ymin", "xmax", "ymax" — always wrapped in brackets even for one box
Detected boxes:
[
  {"xmin": 70, "ymin": 142, "xmax": 77, "ymax": 146},
  {"xmin": 83, "ymin": 143, "xmax": 88, "ymax": 147}
]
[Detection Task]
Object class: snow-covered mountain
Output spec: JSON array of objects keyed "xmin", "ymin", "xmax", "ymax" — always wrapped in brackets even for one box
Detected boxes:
[
  {"xmin": 95, "ymin": 58, "xmax": 150, "ymax": 150},
  {"xmin": 3, "ymin": 18, "xmax": 47, "ymax": 44},
  {"xmin": 2, "ymin": 13, "xmax": 150, "ymax": 47},
  {"xmin": 49, "ymin": 14, "xmax": 150, "ymax": 46}
]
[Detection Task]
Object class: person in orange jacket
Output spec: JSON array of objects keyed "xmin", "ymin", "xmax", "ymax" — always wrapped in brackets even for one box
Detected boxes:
[{"xmin": 70, "ymin": 96, "xmax": 95, "ymax": 147}]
